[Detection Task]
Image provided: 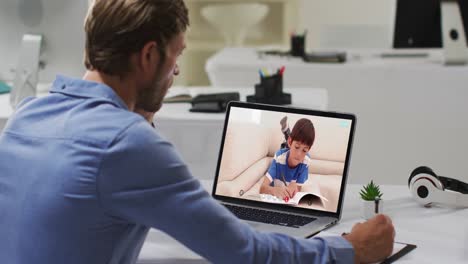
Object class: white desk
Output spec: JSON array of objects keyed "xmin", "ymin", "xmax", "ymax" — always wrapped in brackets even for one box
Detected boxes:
[
  {"xmin": 205, "ymin": 48, "xmax": 455, "ymax": 88},
  {"xmin": 138, "ymin": 180, "xmax": 468, "ymax": 264},
  {"xmin": 0, "ymin": 82, "xmax": 52, "ymax": 129},
  {"xmin": 0, "ymin": 92, "xmax": 12, "ymax": 131},
  {"xmin": 0, "ymin": 86, "xmax": 328, "ymax": 179},
  {"xmin": 205, "ymin": 48, "xmax": 468, "ymax": 185}
]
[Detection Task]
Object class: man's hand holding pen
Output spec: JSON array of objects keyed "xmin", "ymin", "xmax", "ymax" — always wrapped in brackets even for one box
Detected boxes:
[{"xmin": 343, "ymin": 214, "xmax": 395, "ymax": 263}]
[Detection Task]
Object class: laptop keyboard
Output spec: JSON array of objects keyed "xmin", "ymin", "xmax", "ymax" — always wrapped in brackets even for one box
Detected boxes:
[{"xmin": 224, "ymin": 204, "xmax": 316, "ymax": 228}]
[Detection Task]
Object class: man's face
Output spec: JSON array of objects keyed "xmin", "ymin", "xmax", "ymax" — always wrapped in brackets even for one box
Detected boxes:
[
  {"xmin": 287, "ymin": 139, "xmax": 310, "ymax": 168},
  {"xmin": 136, "ymin": 32, "xmax": 186, "ymax": 113}
]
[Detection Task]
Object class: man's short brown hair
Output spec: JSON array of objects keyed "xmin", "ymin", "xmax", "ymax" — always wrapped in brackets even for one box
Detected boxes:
[
  {"xmin": 84, "ymin": 0, "xmax": 189, "ymax": 76},
  {"xmin": 290, "ymin": 118, "xmax": 315, "ymax": 148}
]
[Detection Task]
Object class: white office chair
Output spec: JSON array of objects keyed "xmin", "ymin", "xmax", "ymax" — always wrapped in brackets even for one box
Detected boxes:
[{"xmin": 201, "ymin": 3, "xmax": 269, "ymax": 47}]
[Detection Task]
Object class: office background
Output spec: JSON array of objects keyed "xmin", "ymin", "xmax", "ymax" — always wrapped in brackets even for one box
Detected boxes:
[
  {"xmin": 180, "ymin": 0, "xmax": 397, "ymax": 86},
  {"xmin": 1, "ymin": 0, "xmax": 467, "ymax": 187},
  {"xmin": 0, "ymin": 0, "xmax": 398, "ymax": 85}
]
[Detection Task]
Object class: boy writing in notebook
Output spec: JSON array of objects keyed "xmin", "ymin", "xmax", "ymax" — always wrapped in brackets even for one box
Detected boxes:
[{"xmin": 260, "ymin": 117, "xmax": 314, "ymax": 200}]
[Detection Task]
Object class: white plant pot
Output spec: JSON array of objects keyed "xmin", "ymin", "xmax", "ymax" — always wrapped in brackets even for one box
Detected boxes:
[{"xmin": 362, "ymin": 199, "xmax": 384, "ymax": 220}]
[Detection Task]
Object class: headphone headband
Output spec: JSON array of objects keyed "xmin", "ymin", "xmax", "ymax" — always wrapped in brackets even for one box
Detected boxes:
[
  {"xmin": 408, "ymin": 166, "xmax": 437, "ymax": 187},
  {"xmin": 438, "ymin": 176, "xmax": 468, "ymax": 194}
]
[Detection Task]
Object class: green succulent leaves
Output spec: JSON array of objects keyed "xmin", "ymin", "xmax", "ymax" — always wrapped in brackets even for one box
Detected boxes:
[{"xmin": 360, "ymin": 180, "xmax": 383, "ymax": 201}]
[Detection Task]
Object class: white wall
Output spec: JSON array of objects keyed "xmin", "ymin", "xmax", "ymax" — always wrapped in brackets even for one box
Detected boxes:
[
  {"xmin": 0, "ymin": 0, "xmax": 88, "ymax": 84},
  {"xmin": 298, "ymin": 0, "xmax": 396, "ymax": 50}
]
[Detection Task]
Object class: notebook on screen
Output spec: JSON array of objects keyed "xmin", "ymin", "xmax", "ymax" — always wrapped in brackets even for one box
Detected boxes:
[{"xmin": 211, "ymin": 102, "xmax": 356, "ymax": 238}]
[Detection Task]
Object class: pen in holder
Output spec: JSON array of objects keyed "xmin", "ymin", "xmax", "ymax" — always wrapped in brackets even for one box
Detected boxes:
[
  {"xmin": 290, "ymin": 33, "xmax": 306, "ymax": 57},
  {"xmin": 246, "ymin": 67, "xmax": 291, "ymax": 105}
]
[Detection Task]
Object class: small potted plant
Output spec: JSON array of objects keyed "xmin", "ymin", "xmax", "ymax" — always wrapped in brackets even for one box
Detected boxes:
[{"xmin": 359, "ymin": 180, "xmax": 383, "ymax": 219}]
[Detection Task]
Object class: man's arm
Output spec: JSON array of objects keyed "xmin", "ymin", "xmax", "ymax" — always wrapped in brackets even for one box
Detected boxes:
[{"xmin": 97, "ymin": 121, "xmax": 356, "ymax": 263}]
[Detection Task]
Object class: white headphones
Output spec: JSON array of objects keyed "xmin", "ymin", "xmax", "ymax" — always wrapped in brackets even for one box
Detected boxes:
[{"xmin": 408, "ymin": 166, "xmax": 468, "ymax": 207}]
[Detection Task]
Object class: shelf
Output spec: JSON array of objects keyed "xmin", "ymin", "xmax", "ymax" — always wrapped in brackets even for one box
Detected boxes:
[
  {"xmin": 179, "ymin": 0, "xmax": 299, "ymax": 85},
  {"xmin": 185, "ymin": 41, "xmax": 225, "ymax": 52}
]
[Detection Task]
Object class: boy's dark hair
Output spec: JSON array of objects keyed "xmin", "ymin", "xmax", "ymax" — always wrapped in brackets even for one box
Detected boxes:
[
  {"xmin": 290, "ymin": 118, "xmax": 315, "ymax": 147},
  {"xmin": 84, "ymin": 0, "xmax": 189, "ymax": 77}
]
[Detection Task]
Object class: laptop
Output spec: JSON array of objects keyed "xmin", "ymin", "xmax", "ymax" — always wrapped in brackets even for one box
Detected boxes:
[{"xmin": 212, "ymin": 102, "xmax": 356, "ymax": 238}]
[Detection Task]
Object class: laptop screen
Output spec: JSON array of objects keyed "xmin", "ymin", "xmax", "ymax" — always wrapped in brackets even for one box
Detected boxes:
[{"xmin": 212, "ymin": 102, "xmax": 356, "ymax": 216}]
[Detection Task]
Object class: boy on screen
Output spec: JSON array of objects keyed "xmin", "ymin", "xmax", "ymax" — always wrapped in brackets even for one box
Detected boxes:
[{"xmin": 260, "ymin": 118, "xmax": 315, "ymax": 200}]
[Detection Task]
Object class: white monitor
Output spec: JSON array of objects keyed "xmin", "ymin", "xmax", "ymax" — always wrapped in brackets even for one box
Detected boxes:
[{"xmin": 0, "ymin": 0, "xmax": 89, "ymax": 89}]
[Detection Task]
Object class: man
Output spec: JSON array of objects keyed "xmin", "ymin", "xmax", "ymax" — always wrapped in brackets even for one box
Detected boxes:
[{"xmin": 0, "ymin": 0, "xmax": 394, "ymax": 263}]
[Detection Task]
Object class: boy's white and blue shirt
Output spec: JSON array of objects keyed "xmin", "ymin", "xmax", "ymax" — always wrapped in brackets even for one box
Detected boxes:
[
  {"xmin": 266, "ymin": 148, "xmax": 311, "ymax": 185},
  {"xmin": 0, "ymin": 75, "xmax": 354, "ymax": 264}
]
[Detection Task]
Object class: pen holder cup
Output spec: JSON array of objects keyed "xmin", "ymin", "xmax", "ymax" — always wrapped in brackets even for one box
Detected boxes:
[
  {"xmin": 362, "ymin": 199, "xmax": 384, "ymax": 220},
  {"xmin": 247, "ymin": 73, "xmax": 291, "ymax": 105},
  {"xmin": 290, "ymin": 35, "xmax": 306, "ymax": 57}
]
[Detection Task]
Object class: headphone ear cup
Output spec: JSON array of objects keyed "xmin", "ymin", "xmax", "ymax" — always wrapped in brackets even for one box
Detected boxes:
[{"xmin": 409, "ymin": 166, "xmax": 437, "ymax": 187}]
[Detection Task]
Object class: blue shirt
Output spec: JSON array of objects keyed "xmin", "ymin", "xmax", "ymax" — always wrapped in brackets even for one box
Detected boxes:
[
  {"xmin": 0, "ymin": 75, "xmax": 354, "ymax": 264},
  {"xmin": 267, "ymin": 149, "xmax": 310, "ymax": 185}
]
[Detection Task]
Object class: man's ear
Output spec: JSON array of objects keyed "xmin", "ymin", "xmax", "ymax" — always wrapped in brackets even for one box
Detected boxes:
[
  {"xmin": 287, "ymin": 137, "xmax": 292, "ymax": 148},
  {"xmin": 139, "ymin": 41, "xmax": 159, "ymax": 74}
]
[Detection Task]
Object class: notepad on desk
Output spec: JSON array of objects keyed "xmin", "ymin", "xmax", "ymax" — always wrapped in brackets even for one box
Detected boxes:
[
  {"xmin": 379, "ymin": 242, "xmax": 416, "ymax": 264},
  {"xmin": 259, "ymin": 192, "xmax": 328, "ymax": 207},
  {"xmin": 163, "ymin": 93, "xmax": 192, "ymax": 103},
  {"xmin": 163, "ymin": 88, "xmax": 241, "ymax": 113}
]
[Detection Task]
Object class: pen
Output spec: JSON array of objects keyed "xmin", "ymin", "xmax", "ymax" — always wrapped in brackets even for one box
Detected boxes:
[
  {"xmin": 281, "ymin": 172, "xmax": 288, "ymax": 187},
  {"xmin": 281, "ymin": 172, "xmax": 289, "ymax": 202},
  {"xmin": 279, "ymin": 66, "xmax": 285, "ymax": 76},
  {"xmin": 290, "ymin": 30, "xmax": 295, "ymax": 38},
  {"xmin": 258, "ymin": 69, "xmax": 264, "ymax": 78}
]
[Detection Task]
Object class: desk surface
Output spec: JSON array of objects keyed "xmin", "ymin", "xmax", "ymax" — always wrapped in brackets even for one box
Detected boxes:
[
  {"xmin": 156, "ymin": 86, "xmax": 328, "ymax": 121},
  {"xmin": 205, "ymin": 48, "xmax": 468, "ymax": 89},
  {"xmin": 138, "ymin": 181, "xmax": 468, "ymax": 264},
  {"xmin": 0, "ymin": 92, "xmax": 14, "ymax": 119},
  {"xmin": 0, "ymin": 86, "xmax": 328, "ymax": 121},
  {"xmin": 207, "ymin": 47, "xmax": 458, "ymax": 68}
]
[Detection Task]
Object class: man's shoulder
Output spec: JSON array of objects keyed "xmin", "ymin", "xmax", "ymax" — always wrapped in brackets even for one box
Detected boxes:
[
  {"xmin": 7, "ymin": 91, "xmax": 161, "ymax": 152},
  {"xmin": 13, "ymin": 95, "xmax": 149, "ymax": 147},
  {"xmin": 81, "ymin": 107, "xmax": 159, "ymax": 150},
  {"xmin": 69, "ymin": 101, "xmax": 147, "ymax": 143}
]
